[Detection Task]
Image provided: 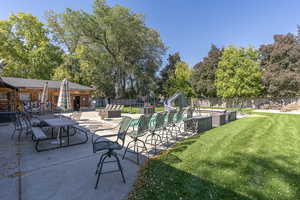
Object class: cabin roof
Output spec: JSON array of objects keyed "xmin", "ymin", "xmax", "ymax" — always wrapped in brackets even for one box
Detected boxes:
[{"xmin": 1, "ymin": 77, "xmax": 94, "ymax": 91}]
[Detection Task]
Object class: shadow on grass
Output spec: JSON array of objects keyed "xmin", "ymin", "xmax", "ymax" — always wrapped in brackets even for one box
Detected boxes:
[
  {"xmin": 129, "ymin": 148, "xmax": 300, "ymax": 200},
  {"xmin": 129, "ymin": 156, "xmax": 253, "ymax": 200},
  {"xmin": 167, "ymin": 130, "xmax": 212, "ymax": 154}
]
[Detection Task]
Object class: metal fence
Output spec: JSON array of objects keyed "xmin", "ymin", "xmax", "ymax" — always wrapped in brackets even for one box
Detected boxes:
[
  {"xmin": 191, "ymin": 97, "xmax": 300, "ymax": 109},
  {"xmin": 94, "ymin": 98, "xmax": 162, "ymax": 107}
]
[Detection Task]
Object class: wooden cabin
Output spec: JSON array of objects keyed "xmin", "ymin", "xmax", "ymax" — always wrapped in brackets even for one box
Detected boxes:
[{"xmin": 0, "ymin": 77, "xmax": 94, "ymax": 112}]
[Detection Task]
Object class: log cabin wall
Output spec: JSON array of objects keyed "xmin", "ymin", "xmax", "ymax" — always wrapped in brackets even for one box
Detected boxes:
[
  {"xmin": 0, "ymin": 87, "xmax": 92, "ymax": 112},
  {"xmin": 0, "ymin": 88, "xmax": 17, "ymax": 112}
]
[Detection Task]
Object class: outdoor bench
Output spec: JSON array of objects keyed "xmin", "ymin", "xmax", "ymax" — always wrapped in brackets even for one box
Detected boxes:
[
  {"xmin": 32, "ymin": 127, "xmax": 47, "ymax": 139},
  {"xmin": 32, "ymin": 127, "xmax": 48, "ymax": 152}
]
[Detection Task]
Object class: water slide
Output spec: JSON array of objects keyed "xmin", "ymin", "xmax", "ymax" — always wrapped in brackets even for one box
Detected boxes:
[{"xmin": 164, "ymin": 92, "xmax": 186, "ymax": 111}]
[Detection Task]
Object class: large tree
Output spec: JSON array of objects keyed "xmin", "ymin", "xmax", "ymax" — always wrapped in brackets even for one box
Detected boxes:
[
  {"xmin": 158, "ymin": 52, "xmax": 181, "ymax": 97},
  {"xmin": 215, "ymin": 46, "xmax": 262, "ymax": 104},
  {"xmin": 192, "ymin": 44, "xmax": 222, "ymax": 98},
  {"xmin": 47, "ymin": 0, "xmax": 165, "ymax": 98},
  {"xmin": 0, "ymin": 12, "xmax": 63, "ymax": 79},
  {"xmin": 260, "ymin": 33, "xmax": 300, "ymax": 97},
  {"xmin": 165, "ymin": 61, "xmax": 194, "ymax": 98},
  {"xmin": 46, "ymin": 9, "xmax": 84, "ymax": 84}
]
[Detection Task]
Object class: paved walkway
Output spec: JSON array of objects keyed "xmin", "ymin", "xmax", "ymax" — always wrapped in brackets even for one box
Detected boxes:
[{"xmin": 0, "ymin": 111, "xmax": 194, "ymax": 200}]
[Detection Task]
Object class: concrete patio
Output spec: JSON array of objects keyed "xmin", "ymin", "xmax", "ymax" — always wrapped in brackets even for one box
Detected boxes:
[{"xmin": 0, "ymin": 111, "xmax": 190, "ymax": 200}]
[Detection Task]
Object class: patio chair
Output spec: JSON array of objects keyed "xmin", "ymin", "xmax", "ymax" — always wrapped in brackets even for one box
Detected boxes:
[
  {"xmin": 110, "ymin": 105, "xmax": 117, "ymax": 110},
  {"xmin": 23, "ymin": 113, "xmax": 34, "ymax": 134},
  {"xmin": 92, "ymin": 116, "xmax": 132, "ymax": 189},
  {"xmin": 162, "ymin": 110, "xmax": 177, "ymax": 144},
  {"xmin": 114, "ymin": 105, "xmax": 120, "ymax": 110},
  {"xmin": 122, "ymin": 114, "xmax": 153, "ymax": 164},
  {"xmin": 169, "ymin": 110, "xmax": 185, "ymax": 140},
  {"xmin": 105, "ymin": 104, "xmax": 113, "ymax": 110},
  {"xmin": 11, "ymin": 113, "xmax": 32, "ymax": 140},
  {"xmin": 11, "ymin": 114, "xmax": 23, "ymax": 140},
  {"xmin": 145, "ymin": 112, "xmax": 167, "ymax": 153}
]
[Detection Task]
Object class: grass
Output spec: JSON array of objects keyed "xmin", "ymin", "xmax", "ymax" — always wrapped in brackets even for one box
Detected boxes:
[
  {"xmin": 122, "ymin": 106, "xmax": 165, "ymax": 114},
  {"xmin": 128, "ymin": 113, "xmax": 300, "ymax": 200},
  {"xmin": 97, "ymin": 105, "xmax": 254, "ymax": 114}
]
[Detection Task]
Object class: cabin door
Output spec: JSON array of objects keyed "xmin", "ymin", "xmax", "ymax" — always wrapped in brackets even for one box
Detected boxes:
[{"xmin": 73, "ymin": 96, "xmax": 81, "ymax": 111}]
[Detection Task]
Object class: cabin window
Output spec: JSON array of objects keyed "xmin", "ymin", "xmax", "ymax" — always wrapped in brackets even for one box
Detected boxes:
[
  {"xmin": 0, "ymin": 93, "xmax": 8, "ymax": 100},
  {"xmin": 20, "ymin": 93, "xmax": 31, "ymax": 101}
]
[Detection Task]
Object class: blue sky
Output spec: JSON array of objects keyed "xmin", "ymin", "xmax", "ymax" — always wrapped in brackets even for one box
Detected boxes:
[{"xmin": 1, "ymin": 0, "xmax": 300, "ymax": 66}]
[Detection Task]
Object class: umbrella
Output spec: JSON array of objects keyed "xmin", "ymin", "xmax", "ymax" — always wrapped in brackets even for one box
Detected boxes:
[
  {"xmin": 40, "ymin": 82, "xmax": 48, "ymax": 113},
  {"xmin": 57, "ymin": 78, "xmax": 71, "ymax": 112}
]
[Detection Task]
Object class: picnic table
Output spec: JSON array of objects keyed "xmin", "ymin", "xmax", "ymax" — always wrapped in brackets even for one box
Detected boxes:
[
  {"xmin": 43, "ymin": 118, "xmax": 78, "ymax": 147},
  {"xmin": 32, "ymin": 116, "xmax": 89, "ymax": 152}
]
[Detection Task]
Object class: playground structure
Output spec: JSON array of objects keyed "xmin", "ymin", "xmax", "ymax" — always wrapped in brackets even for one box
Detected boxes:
[{"xmin": 164, "ymin": 92, "xmax": 187, "ymax": 112}]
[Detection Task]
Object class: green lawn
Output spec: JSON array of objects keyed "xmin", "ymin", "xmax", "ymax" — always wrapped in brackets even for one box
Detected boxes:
[
  {"xmin": 121, "ymin": 106, "xmax": 254, "ymax": 114},
  {"xmin": 128, "ymin": 113, "xmax": 300, "ymax": 200},
  {"xmin": 122, "ymin": 106, "xmax": 165, "ymax": 114}
]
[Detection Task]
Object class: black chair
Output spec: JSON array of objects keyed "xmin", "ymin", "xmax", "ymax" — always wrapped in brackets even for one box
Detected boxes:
[
  {"xmin": 11, "ymin": 112, "xmax": 32, "ymax": 140},
  {"xmin": 11, "ymin": 113, "xmax": 23, "ymax": 140},
  {"xmin": 92, "ymin": 116, "xmax": 132, "ymax": 189}
]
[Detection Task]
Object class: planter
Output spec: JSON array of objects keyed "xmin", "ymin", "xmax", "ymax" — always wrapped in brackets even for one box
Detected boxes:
[
  {"xmin": 227, "ymin": 111, "xmax": 237, "ymax": 122},
  {"xmin": 184, "ymin": 116, "xmax": 212, "ymax": 133},
  {"xmin": 99, "ymin": 110, "xmax": 121, "ymax": 119},
  {"xmin": 212, "ymin": 113, "xmax": 226, "ymax": 127}
]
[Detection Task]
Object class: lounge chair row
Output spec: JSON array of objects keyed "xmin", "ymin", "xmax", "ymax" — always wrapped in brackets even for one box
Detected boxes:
[
  {"xmin": 102, "ymin": 104, "xmax": 124, "ymax": 111},
  {"xmin": 98, "ymin": 104, "xmax": 124, "ymax": 118},
  {"xmin": 91, "ymin": 109, "xmax": 191, "ymax": 188}
]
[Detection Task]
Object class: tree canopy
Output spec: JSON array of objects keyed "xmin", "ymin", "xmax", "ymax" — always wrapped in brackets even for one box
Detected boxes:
[
  {"xmin": 260, "ymin": 33, "xmax": 300, "ymax": 97},
  {"xmin": 46, "ymin": 0, "xmax": 166, "ymax": 98},
  {"xmin": 165, "ymin": 61, "xmax": 194, "ymax": 98},
  {"xmin": 215, "ymin": 46, "xmax": 262, "ymax": 99},
  {"xmin": 158, "ymin": 52, "xmax": 181, "ymax": 97},
  {"xmin": 192, "ymin": 44, "xmax": 222, "ymax": 98},
  {"xmin": 0, "ymin": 12, "xmax": 63, "ymax": 79}
]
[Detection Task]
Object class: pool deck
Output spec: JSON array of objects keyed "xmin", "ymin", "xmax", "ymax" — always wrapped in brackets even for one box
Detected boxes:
[{"xmin": 0, "ymin": 111, "xmax": 189, "ymax": 200}]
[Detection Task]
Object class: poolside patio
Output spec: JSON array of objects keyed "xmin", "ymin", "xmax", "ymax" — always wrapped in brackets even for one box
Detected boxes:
[
  {"xmin": 0, "ymin": 111, "xmax": 194, "ymax": 200},
  {"xmin": 0, "ymin": 112, "xmax": 144, "ymax": 200},
  {"xmin": 0, "ymin": 109, "xmax": 240, "ymax": 200}
]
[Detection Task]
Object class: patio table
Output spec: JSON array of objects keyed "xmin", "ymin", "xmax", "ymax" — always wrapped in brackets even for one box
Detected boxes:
[
  {"xmin": 32, "ymin": 117, "xmax": 89, "ymax": 152},
  {"xmin": 42, "ymin": 118, "xmax": 78, "ymax": 147}
]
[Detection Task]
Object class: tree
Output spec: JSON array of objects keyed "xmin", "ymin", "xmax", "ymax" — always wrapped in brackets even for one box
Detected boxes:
[
  {"xmin": 165, "ymin": 61, "xmax": 194, "ymax": 98},
  {"xmin": 192, "ymin": 44, "xmax": 222, "ymax": 97},
  {"xmin": 158, "ymin": 52, "xmax": 181, "ymax": 97},
  {"xmin": 47, "ymin": 0, "xmax": 165, "ymax": 98},
  {"xmin": 0, "ymin": 12, "xmax": 63, "ymax": 79},
  {"xmin": 260, "ymin": 33, "xmax": 300, "ymax": 97},
  {"xmin": 215, "ymin": 46, "xmax": 262, "ymax": 104},
  {"xmin": 46, "ymin": 9, "xmax": 83, "ymax": 83},
  {"xmin": 52, "ymin": 54, "xmax": 82, "ymax": 83}
]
